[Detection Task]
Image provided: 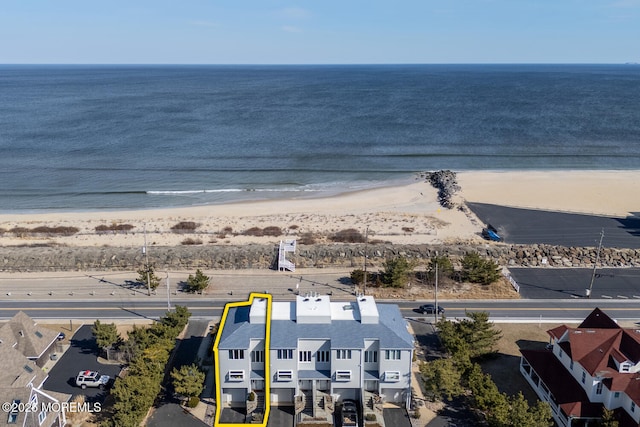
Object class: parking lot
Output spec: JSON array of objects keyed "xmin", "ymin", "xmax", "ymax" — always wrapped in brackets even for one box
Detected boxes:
[
  {"xmin": 468, "ymin": 202, "xmax": 640, "ymax": 249},
  {"xmin": 43, "ymin": 325, "xmax": 121, "ymax": 402},
  {"xmin": 510, "ymin": 267, "xmax": 640, "ymax": 299}
]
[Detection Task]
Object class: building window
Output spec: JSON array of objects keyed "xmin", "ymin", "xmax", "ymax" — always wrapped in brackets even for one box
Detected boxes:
[
  {"xmin": 621, "ymin": 364, "xmax": 630, "ymax": 372},
  {"xmin": 316, "ymin": 350, "xmax": 330, "ymax": 362},
  {"xmin": 581, "ymin": 371, "xmax": 586, "ymax": 384},
  {"xmin": 385, "ymin": 350, "xmax": 401, "ymax": 360},
  {"xmin": 228, "ymin": 370, "xmax": 245, "ymax": 381},
  {"xmin": 251, "ymin": 350, "xmax": 264, "ymax": 363},
  {"xmin": 277, "ymin": 349, "xmax": 293, "ymax": 359},
  {"xmin": 569, "ymin": 360, "xmax": 574, "ymax": 370},
  {"xmin": 365, "ymin": 350, "xmax": 378, "ymax": 363},
  {"xmin": 337, "ymin": 349, "xmax": 352, "ymax": 360},
  {"xmin": 299, "ymin": 351, "xmax": 312, "ymax": 362},
  {"xmin": 632, "ymin": 402, "xmax": 636, "ymax": 413},
  {"xmin": 596, "ymin": 382, "xmax": 603, "ymax": 395},
  {"xmin": 277, "ymin": 370, "xmax": 293, "ymax": 381},
  {"xmin": 38, "ymin": 410, "xmax": 46, "ymax": 425},
  {"xmin": 7, "ymin": 399, "xmax": 19, "ymax": 424},
  {"xmin": 557, "ymin": 347, "xmax": 562, "ymax": 358},
  {"xmin": 335, "ymin": 370, "xmax": 351, "ymax": 381},
  {"xmin": 384, "ymin": 371, "xmax": 400, "ymax": 382},
  {"xmin": 229, "ymin": 349, "xmax": 245, "ymax": 359},
  {"xmin": 615, "ymin": 392, "xmax": 620, "ymax": 398}
]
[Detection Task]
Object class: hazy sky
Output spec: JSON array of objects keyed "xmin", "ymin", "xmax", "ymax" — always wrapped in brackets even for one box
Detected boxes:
[{"xmin": 1, "ymin": 0, "xmax": 638, "ymax": 64}]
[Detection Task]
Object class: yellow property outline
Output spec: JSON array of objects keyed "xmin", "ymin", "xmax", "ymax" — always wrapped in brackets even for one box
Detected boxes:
[{"xmin": 213, "ymin": 292, "xmax": 272, "ymax": 427}]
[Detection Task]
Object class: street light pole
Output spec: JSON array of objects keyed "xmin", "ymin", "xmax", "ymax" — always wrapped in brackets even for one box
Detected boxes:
[
  {"xmin": 143, "ymin": 223, "xmax": 151, "ymax": 296},
  {"xmin": 587, "ymin": 229, "xmax": 605, "ymax": 299},
  {"xmin": 166, "ymin": 271, "xmax": 171, "ymax": 311}
]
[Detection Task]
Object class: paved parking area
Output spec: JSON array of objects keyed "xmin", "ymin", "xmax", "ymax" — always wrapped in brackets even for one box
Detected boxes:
[
  {"xmin": 510, "ymin": 267, "xmax": 640, "ymax": 299},
  {"xmin": 220, "ymin": 407, "xmax": 246, "ymax": 423},
  {"xmin": 267, "ymin": 405, "xmax": 294, "ymax": 427},
  {"xmin": 384, "ymin": 407, "xmax": 412, "ymax": 427},
  {"xmin": 43, "ymin": 325, "xmax": 121, "ymax": 402},
  {"xmin": 467, "ymin": 202, "xmax": 640, "ymax": 249}
]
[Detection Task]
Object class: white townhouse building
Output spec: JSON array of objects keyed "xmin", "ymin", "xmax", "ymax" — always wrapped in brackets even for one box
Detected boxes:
[
  {"xmin": 521, "ymin": 308, "xmax": 640, "ymax": 427},
  {"xmin": 216, "ymin": 294, "xmax": 414, "ymax": 415}
]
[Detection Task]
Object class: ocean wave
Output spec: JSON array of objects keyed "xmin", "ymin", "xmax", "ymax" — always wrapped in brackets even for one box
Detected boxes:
[{"xmin": 146, "ymin": 187, "xmax": 321, "ymax": 195}]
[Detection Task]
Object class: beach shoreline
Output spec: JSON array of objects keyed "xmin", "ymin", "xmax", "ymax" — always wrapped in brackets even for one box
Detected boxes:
[{"xmin": 0, "ymin": 170, "xmax": 638, "ymax": 248}]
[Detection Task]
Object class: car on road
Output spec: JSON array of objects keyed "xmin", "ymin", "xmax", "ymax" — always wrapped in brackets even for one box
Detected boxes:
[
  {"xmin": 419, "ymin": 304, "xmax": 445, "ymax": 315},
  {"xmin": 75, "ymin": 370, "xmax": 110, "ymax": 390},
  {"xmin": 341, "ymin": 399, "xmax": 358, "ymax": 427}
]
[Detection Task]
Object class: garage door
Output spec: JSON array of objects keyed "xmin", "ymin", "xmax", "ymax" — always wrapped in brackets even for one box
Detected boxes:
[
  {"xmin": 223, "ymin": 388, "xmax": 247, "ymax": 405},
  {"xmin": 381, "ymin": 388, "xmax": 403, "ymax": 403},
  {"xmin": 333, "ymin": 388, "xmax": 358, "ymax": 401},
  {"xmin": 271, "ymin": 388, "xmax": 294, "ymax": 406}
]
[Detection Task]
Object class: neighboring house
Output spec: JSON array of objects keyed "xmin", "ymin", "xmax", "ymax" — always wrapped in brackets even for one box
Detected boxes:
[
  {"xmin": 0, "ymin": 312, "xmax": 69, "ymax": 427},
  {"xmin": 216, "ymin": 294, "xmax": 414, "ymax": 413},
  {"xmin": 521, "ymin": 308, "xmax": 640, "ymax": 427},
  {"xmin": 0, "ymin": 311, "xmax": 60, "ymax": 367}
]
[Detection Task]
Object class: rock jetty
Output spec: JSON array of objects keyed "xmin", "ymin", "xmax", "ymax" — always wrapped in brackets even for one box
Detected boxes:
[{"xmin": 420, "ymin": 170, "xmax": 461, "ymax": 208}]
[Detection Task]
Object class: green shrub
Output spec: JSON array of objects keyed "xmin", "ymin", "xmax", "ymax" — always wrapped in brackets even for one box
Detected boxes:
[
  {"xmin": 365, "ymin": 413, "xmax": 377, "ymax": 421},
  {"xmin": 247, "ymin": 391, "xmax": 256, "ymax": 401},
  {"xmin": 186, "ymin": 396, "xmax": 199, "ymax": 408}
]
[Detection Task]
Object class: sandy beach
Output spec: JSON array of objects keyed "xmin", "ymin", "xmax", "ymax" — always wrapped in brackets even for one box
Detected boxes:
[{"xmin": 0, "ymin": 170, "xmax": 638, "ymax": 248}]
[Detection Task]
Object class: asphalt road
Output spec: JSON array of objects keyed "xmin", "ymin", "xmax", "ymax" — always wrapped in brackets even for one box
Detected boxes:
[
  {"xmin": 510, "ymin": 267, "xmax": 640, "ymax": 299},
  {"xmin": 2, "ymin": 299, "xmax": 639, "ymax": 324},
  {"xmin": 467, "ymin": 202, "xmax": 640, "ymax": 248}
]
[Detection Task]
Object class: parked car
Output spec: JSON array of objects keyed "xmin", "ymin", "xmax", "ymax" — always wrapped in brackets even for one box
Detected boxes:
[
  {"xmin": 75, "ymin": 370, "xmax": 110, "ymax": 390},
  {"xmin": 419, "ymin": 304, "xmax": 445, "ymax": 314},
  {"xmin": 341, "ymin": 399, "xmax": 358, "ymax": 427},
  {"xmin": 56, "ymin": 332, "xmax": 65, "ymax": 341},
  {"xmin": 481, "ymin": 224, "xmax": 502, "ymax": 242}
]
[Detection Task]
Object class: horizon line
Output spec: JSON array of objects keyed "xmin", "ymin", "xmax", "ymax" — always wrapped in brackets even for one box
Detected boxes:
[{"xmin": 0, "ymin": 62, "xmax": 638, "ymax": 67}]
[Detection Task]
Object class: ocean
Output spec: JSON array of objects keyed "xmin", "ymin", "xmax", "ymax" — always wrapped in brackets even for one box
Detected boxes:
[{"xmin": 1, "ymin": 64, "xmax": 639, "ymax": 212}]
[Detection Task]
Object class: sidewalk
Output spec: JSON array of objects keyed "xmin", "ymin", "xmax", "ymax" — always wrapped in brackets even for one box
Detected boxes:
[{"xmin": 0, "ymin": 268, "xmax": 357, "ymax": 301}]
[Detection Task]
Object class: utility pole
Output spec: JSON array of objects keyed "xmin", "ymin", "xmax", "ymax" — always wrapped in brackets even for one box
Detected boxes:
[
  {"xmin": 434, "ymin": 251, "xmax": 439, "ymax": 324},
  {"xmin": 143, "ymin": 223, "xmax": 151, "ymax": 296},
  {"xmin": 166, "ymin": 271, "xmax": 171, "ymax": 311},
  {"xmin": 587, "ymin": 229, "xmax": 604, "ymax": 299},
  {"xmin": 363, "ymin": 226, "xmax": 369, "ymax": 295}
]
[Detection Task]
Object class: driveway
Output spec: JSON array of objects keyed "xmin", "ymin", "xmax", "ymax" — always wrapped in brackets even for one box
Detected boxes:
[
  {"xmin": 383, "ymin": 407, "xmax": 412, "ymax": 427},
  {"xmin": 267, "ymin": 405, "xmax": 294, "ymax": 427},
  {"xmin": 43, "ymin": 324, "xmax": 121, "ymax": 402}
]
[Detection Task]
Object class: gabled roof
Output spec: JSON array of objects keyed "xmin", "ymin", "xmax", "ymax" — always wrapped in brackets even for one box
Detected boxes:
[
  {"xmin": 547, "ymin": 308, "xmax": 640, "ymax": 407},
  {"xmin": 0, "ymin": 344, "xmax": 47, "ymax": 389},
  {"xmin": 0, "ymin": 311, "xmax": 59, "ymax": 359},
  {"xmin": 578, "ymin": 308, "xmax": 620, "ymax": 329}
]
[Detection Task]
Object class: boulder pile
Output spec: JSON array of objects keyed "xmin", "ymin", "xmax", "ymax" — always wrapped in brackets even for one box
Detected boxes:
[{"xmin": 420, "ymin": 170, "xmax": 461, "ymax": 208}]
